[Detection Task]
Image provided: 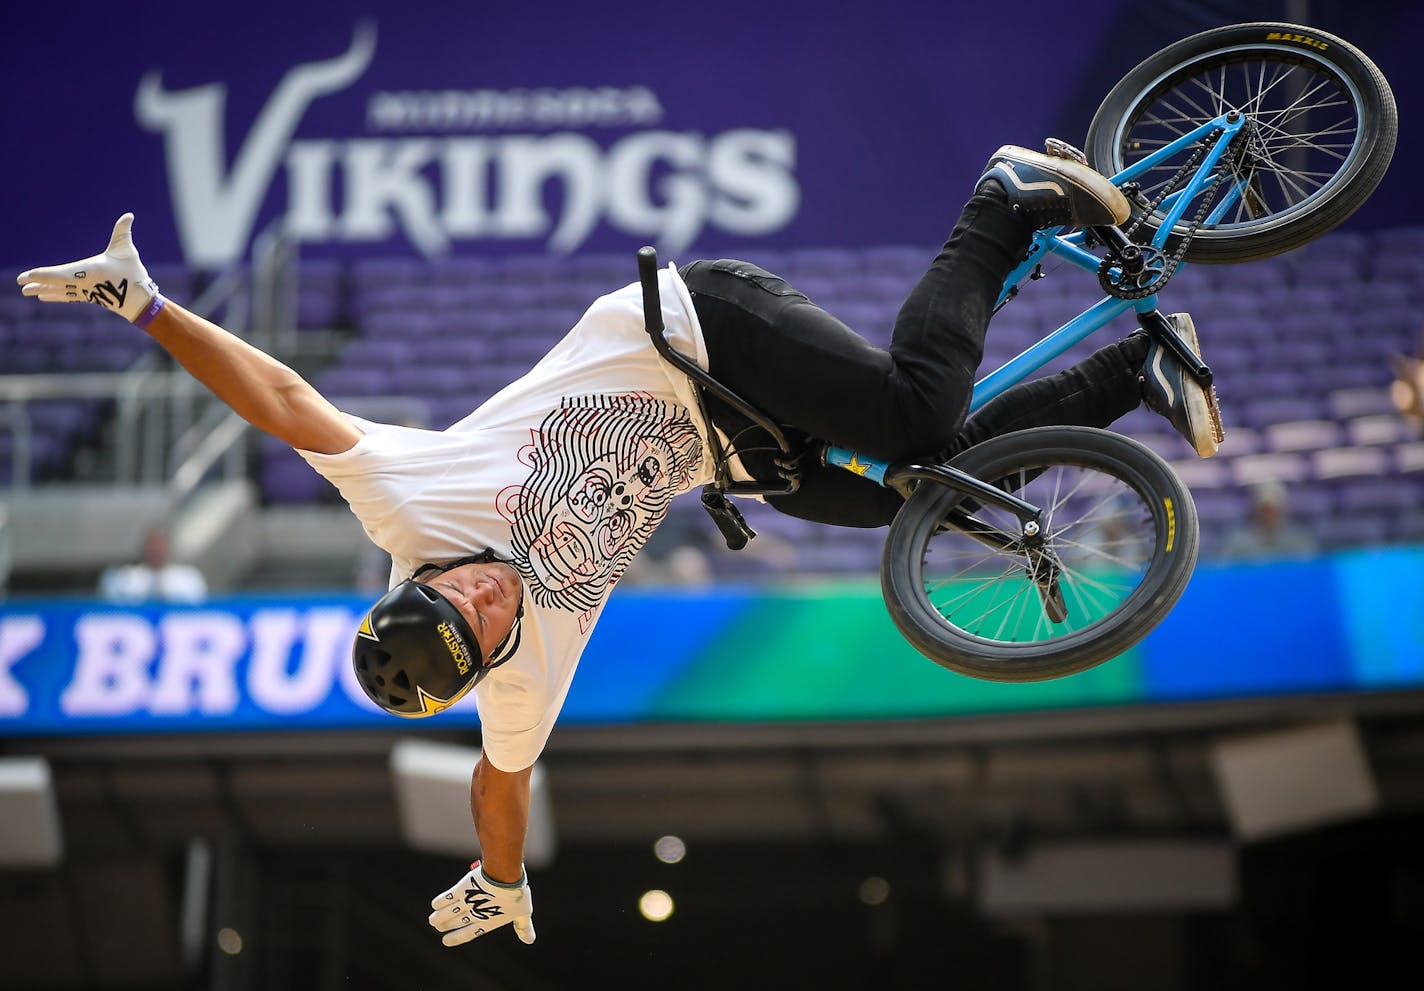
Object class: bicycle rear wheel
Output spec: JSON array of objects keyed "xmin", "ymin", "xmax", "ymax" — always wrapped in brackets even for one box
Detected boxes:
[
  {"xmin": 1086, "ymin": 22, "xmax": 1396, "ymax": 263},
  {"xmin": 881, "ymin": 427, "xmax": 1198, "ymax": 682}
]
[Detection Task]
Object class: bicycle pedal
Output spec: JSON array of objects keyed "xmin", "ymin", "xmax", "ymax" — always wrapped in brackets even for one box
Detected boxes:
[
  {"xmin": 1044, "ymin": 138, "xmax": 1088, "ymax": 165},
  {"xmin": 1206, "ymin": 384, "xmax": 1226, "ymax": 446}
]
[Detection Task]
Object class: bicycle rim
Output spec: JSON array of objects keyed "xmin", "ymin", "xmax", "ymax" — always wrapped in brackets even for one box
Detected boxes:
[{"xmin": 1111, "ymin": 45, "xmax": 1366, "ymax": 241}]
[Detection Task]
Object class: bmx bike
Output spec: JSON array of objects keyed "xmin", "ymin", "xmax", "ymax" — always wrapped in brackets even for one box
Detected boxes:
[{"xmin": 638, "ymin": 21, "xmax": 1396, "ymax": 683}]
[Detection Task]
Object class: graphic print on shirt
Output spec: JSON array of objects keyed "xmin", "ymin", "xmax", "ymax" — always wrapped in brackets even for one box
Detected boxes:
[{"xmin": 501, "ymin": 393, "xmax": 703, "ymax": 616}]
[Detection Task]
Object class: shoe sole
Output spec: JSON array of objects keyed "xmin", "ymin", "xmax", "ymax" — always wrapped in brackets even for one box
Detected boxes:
[
  {"xmin": 1165, "ymin": 312, "xmax": 1226, "ymax": 457},
  {"xmin": 991, "ymin": 145, "xmax": 1130, "ymax": 225}
]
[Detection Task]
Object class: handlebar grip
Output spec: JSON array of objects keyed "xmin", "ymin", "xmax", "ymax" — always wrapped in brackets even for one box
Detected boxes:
[
  {"xmin": 637, "ymin": 245, "xmax": 664, "ymax": 340},
  {"xmin": 701, "ymin": 487, "xmax": 754, "ymax": 551}
]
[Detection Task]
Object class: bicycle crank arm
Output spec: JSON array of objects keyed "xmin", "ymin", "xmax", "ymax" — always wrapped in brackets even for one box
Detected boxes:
[
  {"xmin": 1090, "ymin": 224, "xmax": 1147, "ymax": 275},
  {"xmin": 1138, "ymin": 309, "xmax": 1213, "ymax": 386}
]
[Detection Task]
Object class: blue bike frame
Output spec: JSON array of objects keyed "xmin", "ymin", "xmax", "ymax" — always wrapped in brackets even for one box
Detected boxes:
[{"xmin": 825, "ymin": 113, "xmax": 1246, "ymax": 482}]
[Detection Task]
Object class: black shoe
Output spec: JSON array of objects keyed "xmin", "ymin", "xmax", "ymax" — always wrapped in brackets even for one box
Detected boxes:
[
  {"xmin": 977, "ymin": 144, "xmax": 1131, "ymax": 229},
  {"xmin": 1139, "ymin": 313, "xmax": 1225, "ymax": 458}
]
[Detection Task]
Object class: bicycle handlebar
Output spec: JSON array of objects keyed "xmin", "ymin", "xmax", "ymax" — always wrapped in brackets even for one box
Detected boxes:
[
  {"xmin": 637, "ymin": 246, "xmax": 664, "ymax": 340},
  {"xmin": 634, "ymin": 246, "xmax": 800, "ymax": 497}
]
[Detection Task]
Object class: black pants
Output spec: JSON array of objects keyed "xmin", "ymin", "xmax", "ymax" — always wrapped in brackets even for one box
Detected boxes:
[{"xmin": 684, "ymin": 189, "xmax": 1148, "ymax": 527}]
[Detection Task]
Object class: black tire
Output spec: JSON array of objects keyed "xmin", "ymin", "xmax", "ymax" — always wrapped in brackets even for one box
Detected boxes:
[
  {"xmin": 1086, "ymin": 22, "xmax": 1396, "ymax": 264},
  {"xmin": 881, "ymin": 427, "xmax": 1198, "ymax": 682}
]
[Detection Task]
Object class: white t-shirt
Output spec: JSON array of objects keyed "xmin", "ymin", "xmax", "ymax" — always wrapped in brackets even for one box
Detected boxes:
[{"xmin": 300, "ymin": 264, "xmax": 717, "ymax": 770}]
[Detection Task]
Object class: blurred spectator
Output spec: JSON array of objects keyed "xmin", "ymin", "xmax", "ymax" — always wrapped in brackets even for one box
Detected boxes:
[
  {"xmin": 1220, "ymin": 481, "xmax": 1318, "ymax": 561},
  {"xmin": 98, "ymin": 526, "xmax": 208, "ymax": 603},
  {"xmin": 1390, "ymin": 352, "xmax": 1424, "ymax": 425}
]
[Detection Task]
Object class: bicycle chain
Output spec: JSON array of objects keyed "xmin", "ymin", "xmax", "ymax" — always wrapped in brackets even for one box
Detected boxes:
[{"xmin": 1098, "ymin": 130, "xmax": 1244, "ymax": 299}]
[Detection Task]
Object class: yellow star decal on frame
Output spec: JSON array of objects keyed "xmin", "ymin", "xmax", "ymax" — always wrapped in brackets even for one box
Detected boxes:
[{"xmin": 845, "ymin": 454, "xmax": 871, "ymax": 477}]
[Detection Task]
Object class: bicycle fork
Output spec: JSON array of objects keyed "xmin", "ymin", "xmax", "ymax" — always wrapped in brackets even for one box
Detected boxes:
[{"xmin": 858, "ymin": 456, "xmax": 1068, "ymax": 623}]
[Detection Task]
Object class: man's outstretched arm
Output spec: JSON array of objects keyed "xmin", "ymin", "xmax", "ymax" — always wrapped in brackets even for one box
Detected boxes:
[
  {"xmin": 470, "ymin": 756, "xmax": 533, "ymax": 884},
  {"xmin": 17, "ymin": 213, "xmax": 361, "ymax": 456},
  {"xmin": 141, "ymin": 301, "xmax": 361, "ymax": 455},
  {"xmin": 425, "ymin": 757, "xmax": 537, "ymax": 947}
]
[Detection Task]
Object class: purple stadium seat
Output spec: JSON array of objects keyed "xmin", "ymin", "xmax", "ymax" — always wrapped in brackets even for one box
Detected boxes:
[
  {"xmin": 1295, "ymin": 229, "xmax": 1369, "ymax": 259},
  {"xmin": 1280, "ymin": 482, "xmax": 1334, "ymax": 520},
  {"xmin": 26, "ymin": 400, "xmax": 93, "ymax": 438},
  {"xmin": 146, "ymin": 264, "xmax": 194, "ymax": 304},
  {"xmin": 1263, "ymin": 419, "xmax": 1344, "ymax": 453},
  {"xmin": 1327, "ymin": 366, "xmax": 1392, "ymax": 390},
  {"xmin": 1352, "ymin": 306, "xmax": 1416, "ymax": 346},
  {"xmin": 1313, "ymin": 514, "xmax": 1390, "ymax": 551},
  {"xmin": 1395, "ymin": 510, "xmax": 1424, "ymax": 544},
  {"xmin": 1191, "ymin": 488, "xmax": 1251, "ymax": 527},
  {"xmin": 7, "ymin": 344, "xmax": 52, "ymax": 373},
  {"xmin": 1394, "ymin": 441, "xmax": 1424, "ymax": 475},
  {"xmin": 298, "ymin": 287, "xmax": 343, "ymax": 329},
  {"xmin": 1206, "ymin": 341, "xmax": 1253, "ymax": 375},
  {"xmin": 439, "ymin": 338, "xmax": 501, "ymax": 366},
  {"xmin": 862, "ymin": 245, "xmax": 932, "ymax": 278},
  {"xmin": 389, "ymin": 365, "xmax": 471, "ymax": 395},
  {"xmin": 485, "ymin": 283, "xmax": 547, "ymax": 311},
  {"xmin": 782, "ymin": 247, "xmax": 862, "ymax": 279},
  {"xmin": 492, "ymin": 255, "xmax": 557, "ymax": 286},
  {"xmin": 1368, "ymin": 253, "xmax": 1424, "ymax": 284},
  {"xmin": 848, "ymin": 273, "xmax": 916, "ymax": 307},
  {"xmin": 1335, "ymin": 476, "xmax": 1420, "ymax": 515},
  {"xmin": 341, "ymin": 337, "xmax": 419, "ymax": 368},
  {"xmin": 1232, "ymin": 451, "xmax": 1309, "ymax": 486},
  {"xmin": 1214, "ymin": 258, "xmax": 1292, "ymax": 293},
  {"xmin": 1345, "ymin": 415, "xmax": 1416, "ymax": 447},
  {"xmin": 379, "ymin": 312, "xmax": 447, "ymax": 339},
  {"xmin": 1237, "ymin": 396, "xmax": 1324, "ymax": 428},
  {"xmin": 428, "ymin": 255, "xmax": 497, "ymax": 288},
  {"xmin": 314, "ymin": 366, "xmax": 391, "ymax": 396},
  {"xmin": 1164, "ymin": 456, "xmax": 1233, "ymax": 490},
  {"xmin": 1260, "ymin": 286, "xmax": 1340, "ymax": 316},
  {"xmin": 1165, "ymin": 264, "xmax": 1216, "ymax": 293},
  {"xmin": 1291, "ymin": 253, "xmax": 1362, "ymax": 285},
  {"xmin": 566, "ymin": 253, "xmax": 640, "ymax": 287},
  {"xmin": 1246, "ymin": 370, "xmax": 1308, "ymax": 399},
  {"xmin": 779, "ymin": 274, "xmax": 838, "ymax": 305},
  {"xmin": 1311, "ymin": 445, "xmax": 1391, "ymax": 480},
  {"xmin": 260, "ymin": 446, "xmax": 333, "ymax": 504},
  {"xmin": 84, "ymin": 345, "xmax": 141, "ymax": 372},
  {"xmin": 351, "ymin": 257, "xmax": 426, "ymax": 287},
  {"xmin": 422, "ymin": 398, "xmax": 466, "ymax": 429},
  {"xmin": 1371, "ymin": 227, "xmax": 1424, "ymax": 253}
]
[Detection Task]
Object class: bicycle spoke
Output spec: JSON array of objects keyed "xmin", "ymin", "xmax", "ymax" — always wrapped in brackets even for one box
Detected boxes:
[
  {"xmin": 917, "ymin": 456, "xmax": 1162, "ymax": 646},
  {"xmin": 1122, "ymin": 49, "xmax": 1365, "ymax": 232}
]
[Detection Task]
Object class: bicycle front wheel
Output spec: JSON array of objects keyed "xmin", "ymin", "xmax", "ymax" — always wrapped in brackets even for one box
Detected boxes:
[
  {"xmin": 1086, "ymin": 22, "xmax": 1396, "ymax": 263},
  {"xmin": 881, "ymin": 427, "xmax": 1198, "ymax": 682}
]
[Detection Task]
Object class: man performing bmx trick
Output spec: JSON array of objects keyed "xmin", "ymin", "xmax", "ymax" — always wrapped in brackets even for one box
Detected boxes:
[{"xmin": 16, "ymin": 143, "xmax": 1221, "ymax": 947}]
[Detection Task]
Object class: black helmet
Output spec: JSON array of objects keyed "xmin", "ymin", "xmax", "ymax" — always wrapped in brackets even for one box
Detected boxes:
[{"xmin": 351, "ymin": 574, "xmax": 522, "ymax": 718}]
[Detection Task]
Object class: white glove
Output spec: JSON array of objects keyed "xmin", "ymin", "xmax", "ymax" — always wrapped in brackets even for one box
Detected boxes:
[
  {"xmin": 16, "ymin": 213, "xmax": 164, "ymax": 325},
  {"xmin": 428, "ymin": 861, "xmax": 535, "ymax": 946}
]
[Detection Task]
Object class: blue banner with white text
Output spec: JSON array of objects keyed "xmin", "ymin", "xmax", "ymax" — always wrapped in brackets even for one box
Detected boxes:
[{"xmin": 2, "ymin": 546, "xmax": 1422, "ymax": 738}]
